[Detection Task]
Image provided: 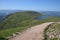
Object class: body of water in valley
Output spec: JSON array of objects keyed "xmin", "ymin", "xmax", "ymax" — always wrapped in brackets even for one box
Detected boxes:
[{"xmin": 36, "ymin": 12, "xmax": 60, "ymax": 20}]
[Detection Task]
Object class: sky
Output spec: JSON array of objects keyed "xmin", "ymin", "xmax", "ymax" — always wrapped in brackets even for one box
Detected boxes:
[{"xmin": 0, "ymin": 0, "xmax": 60, "ymax": 11}]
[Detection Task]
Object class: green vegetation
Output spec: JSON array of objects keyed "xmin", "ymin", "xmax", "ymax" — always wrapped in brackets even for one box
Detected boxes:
[
  {"xmin": 44, "ymin": 22, "xmax": 60, "ymax": 40},
  {"xmin": 0, "ymin": 11, "xmax": 60, "ymax": 40},
  {"xmin": 0, "ymin": 16, "xmax": 60, "ymax": 38},
  {"xmin": 0, "ymin": 11, "xmax": 42, "ymax": 29},
  {"xmin": 0, "ymin": 11, "xmax": 42, "ymax": 38}
]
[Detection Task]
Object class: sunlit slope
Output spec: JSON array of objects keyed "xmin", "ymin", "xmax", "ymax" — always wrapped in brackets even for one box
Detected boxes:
[{"xmin": 0, "ymin": 11, "xmax": 42, "ymax": 30}]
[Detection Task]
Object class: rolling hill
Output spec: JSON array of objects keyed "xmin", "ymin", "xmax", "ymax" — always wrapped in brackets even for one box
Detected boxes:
[
  {"xmin": 0, "ymin": 11, "xmax": 42, "ymax": 39},
  {"xmin": 0, "ymin": 11, "xmax": 60, "ymax": 40},
  {"xmin": 0, "ymin": 11, "xmax": 42, "ymax": 30},
  {"xmin": 40, "ymin": 11, "xmax": 60, "ymax": 16},
  {"xmin": 0, "ymin": 10, "xmax": 23, "ymax": 24}
]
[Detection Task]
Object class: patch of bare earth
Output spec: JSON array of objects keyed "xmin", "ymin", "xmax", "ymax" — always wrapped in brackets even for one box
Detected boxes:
[{"xmin": 9, "ymin": 22, "xmax": 53, "ymax": 40}]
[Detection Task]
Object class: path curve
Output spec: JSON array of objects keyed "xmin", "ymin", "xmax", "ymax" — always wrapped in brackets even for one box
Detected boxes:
[{"xmin": 9, "ymin": 22, "xmax": 54, "ymax": 40}]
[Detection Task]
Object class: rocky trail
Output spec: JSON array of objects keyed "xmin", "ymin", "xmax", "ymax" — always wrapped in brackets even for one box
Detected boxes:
[{"xmin": 9, "ymin": 22, "xmax": 53, "ymax": 40}]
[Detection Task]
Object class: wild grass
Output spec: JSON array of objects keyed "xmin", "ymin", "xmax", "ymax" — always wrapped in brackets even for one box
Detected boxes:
[
  {"xmin": 0, "ymin": 17, "xmax": 60, "ymax": 38},
  {"xmin": 0, "ymin": 11, "xmax": 60, "ymax": 40},
  {"xmin": 0, "ymin": 11, "xmax": 42, "ymax": 40}
]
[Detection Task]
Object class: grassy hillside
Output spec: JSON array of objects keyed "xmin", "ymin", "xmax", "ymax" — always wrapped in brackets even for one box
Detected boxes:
[
  {"xmin": 0, "ymin": 11, "xmax": 41, "ymax": 29},
  {"xmin": 0, "ymin": 11, "xmax": 60, "ymax": 40},
  {"xmin": 0, "ymin": 11, "xmax": 42, "ymax": 39}
]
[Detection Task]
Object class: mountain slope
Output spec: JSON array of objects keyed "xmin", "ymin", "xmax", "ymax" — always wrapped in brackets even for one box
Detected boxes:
[
  {"xmin": 0, "ymin": 11, "xmax": 42, "ymax": 30},
  {"xmin": 0, "ymin": 13, "xmax": 7, "ymax": 23}
]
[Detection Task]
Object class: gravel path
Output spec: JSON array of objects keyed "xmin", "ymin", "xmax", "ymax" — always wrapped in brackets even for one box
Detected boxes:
[{"xmin": 9, "ymin": 22, "xmax": 53, "ymax": 40}]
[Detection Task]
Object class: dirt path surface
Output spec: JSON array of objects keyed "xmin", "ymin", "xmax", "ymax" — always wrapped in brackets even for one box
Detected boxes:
[{"xmin": 9, "ymin": 22, "xmax": 53, "ymax": 40}]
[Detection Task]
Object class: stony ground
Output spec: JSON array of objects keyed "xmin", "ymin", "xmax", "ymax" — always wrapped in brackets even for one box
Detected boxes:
[
  {"xmin": 45, "ymin": 22, "xmax": 60, "ymax": 40},
  {"xmin": 9, "ymin": 22, "xmax": 53, "ymax": 40}
]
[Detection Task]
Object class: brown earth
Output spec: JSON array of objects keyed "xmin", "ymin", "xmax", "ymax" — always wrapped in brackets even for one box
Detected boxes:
[{"xmin": 9, "ymin": 22, "xmax": 53, "ymax": 40}]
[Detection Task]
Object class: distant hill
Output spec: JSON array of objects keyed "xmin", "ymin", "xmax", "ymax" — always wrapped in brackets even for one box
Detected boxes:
[
  {"xmin": 0, "ymin": 11, "xmax": 42, "ymax": 30},
  {"xmin": 0, "ymin": 10, "xmax": 23, "ymax": 14},
  {"xmin": 0, "ymin": 13, "xmax": 7, "ymax": 23},
  {"xmin": 40, "ymin": 11, "xmax": 60, "ymax": 16},
  {"xmin": 0, "ymin": 10, "xmax": 23, "ymax": 23}
]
